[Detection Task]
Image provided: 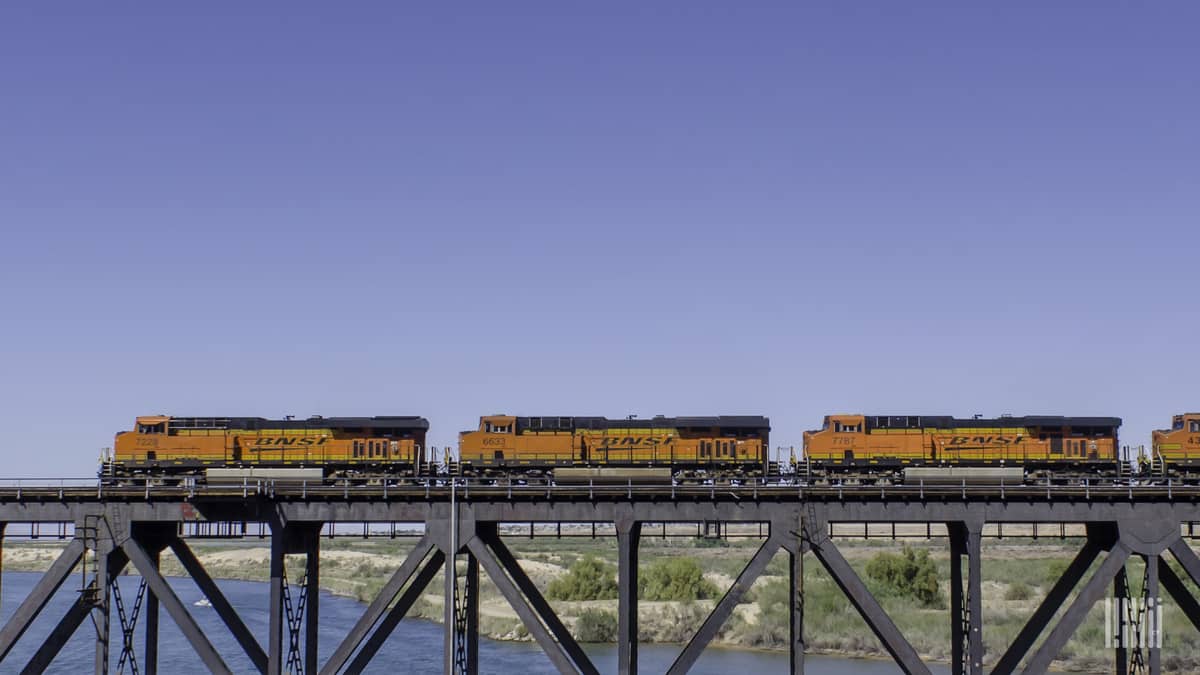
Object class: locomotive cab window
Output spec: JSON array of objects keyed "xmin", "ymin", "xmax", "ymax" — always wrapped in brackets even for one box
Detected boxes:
[
  {"xmin": 1191, "ymin": 421, "xmax": 1200, "ymax": 433},
  {"xmin": 138, "ymin": 423, "xmax": 165, "ymax": 434}
]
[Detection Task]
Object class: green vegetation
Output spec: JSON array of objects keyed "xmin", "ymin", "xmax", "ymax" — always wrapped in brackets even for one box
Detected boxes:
[
  {"xmin": 1004, "ymin": 581, "xmax": 1032, "ymax": 601},
  {"xmin": 546, "ymin": 556, "xmax": 618, "ymax": 601},
  {"xmin": 573, "ymin": 608, "xmax": 618, "ymax": 642},
  {"xmin": 639, "ymin": 557, "xmax": 719, "ymax": 601},
  {"xmin": 865, "ymin": 546, "xmax": 944, "ymax": 608}
]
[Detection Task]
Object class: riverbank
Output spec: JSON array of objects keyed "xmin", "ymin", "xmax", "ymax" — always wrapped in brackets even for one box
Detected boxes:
[{"xmin": 4, "ymin": 535, "xmax": 1197, "ymax": 673}]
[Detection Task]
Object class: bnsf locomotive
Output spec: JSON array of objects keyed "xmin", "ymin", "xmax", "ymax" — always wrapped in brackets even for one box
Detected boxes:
[
  {"xmin": 102, "ymin": 412, "xmax": 1200, "ymax": 485},
  {"xmin": 455, "ymin": 414, "xmax": 772, "ymax": 482},
  {"xmin": 105, "ymin": 415, "xmax": 429, "ymax": 484},
  {"xmin": 801, "ymin": 414, "xmax": 1123, "ymax": 484}
]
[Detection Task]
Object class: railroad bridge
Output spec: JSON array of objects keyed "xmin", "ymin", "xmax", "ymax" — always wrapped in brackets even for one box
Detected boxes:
[{"xmin": 1, "ymin": 480, "xmax": 1200, "ymax": 675}]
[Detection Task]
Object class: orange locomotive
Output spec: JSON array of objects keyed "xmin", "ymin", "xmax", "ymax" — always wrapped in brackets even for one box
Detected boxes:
[
  {"xmin": 1148, "ymin": 413, "xmax": 1200, "ymax": 479},
  {"xmin": 802, "ymin": 414, "xmax": 1122, "ymax": 483},
  {"xmin": 456, "ymin": 414, "xmax": 771, "ymax": 482},
  {"xmin": 106, "ymin": 415, "xmax": 429, "ymax": 484}
]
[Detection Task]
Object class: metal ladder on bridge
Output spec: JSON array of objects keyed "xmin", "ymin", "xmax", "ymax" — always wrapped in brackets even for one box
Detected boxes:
[{"xmin": 78, "ymin": 515, "xmax": 102, "ymax": 607}]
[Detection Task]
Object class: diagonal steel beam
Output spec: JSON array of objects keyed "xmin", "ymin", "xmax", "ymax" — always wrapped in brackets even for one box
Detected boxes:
[
  {"xmin": 467, "ymin": 536, "xmax": 581, "ymax": 675},
  {"xmin": 346, "ymin": 549, "xmax": 445, "ymax": 674},
  {"xmin": 20, "ymin": 591, "xmax": 94, "ymax": 674},
  {"xmin": 667, "ymin": 535, "xmax": 783, "ymax": 675},
  {"xmin": 1168, "ymin": 538, "xmax": 1200, "ymax": 587},
  {"xmin": 123, "ymin": 537, "xmax": 233, "ymax": 674},
  {"xmin": 145, "ymin": 547, "xmax": 160, "ymax": 675},
  {"xmin": 991, "ymin": 537, "xmax": 1102, "ymax": 675},
  {"xmin": 1159, "ymin": 558, "xmax": 1200, "ymax": 634},
  {"xmin": 481, "ymin": 529, "xmax": 599, "ymax": 675},
  {"xmin": 808, "ymin": 533, "xmax": 931, "ymax": 675},
  {"xmin": 168, "ymin": 537, "xmax": 267, "ymax": 673},
  {"xmin": 320, "ymin": 533, "xmax": 437, "ymax": 675},
  {"xmin": 1019, "ymin": 540, "xmax": 1132, "ymax": 675},
  {"xmin": 0, "ymin": 537, "xmax": 86, "ymax": 662}
]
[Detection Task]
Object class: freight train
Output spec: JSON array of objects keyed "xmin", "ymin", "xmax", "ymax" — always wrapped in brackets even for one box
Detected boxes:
[{"xmin": 101, "ymin": 412, "xmax": 1200, "ymax": 485}]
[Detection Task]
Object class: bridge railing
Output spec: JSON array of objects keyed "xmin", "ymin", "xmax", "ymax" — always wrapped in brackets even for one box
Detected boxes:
[{"xmin": 0, "ymin": 474, "xmax": 1191, "ymax": 502}]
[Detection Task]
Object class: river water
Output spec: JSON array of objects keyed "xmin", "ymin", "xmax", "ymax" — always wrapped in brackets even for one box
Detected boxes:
[{"xmin": 1, "ymin": 572, "xmax": 949, "ymax": 673}]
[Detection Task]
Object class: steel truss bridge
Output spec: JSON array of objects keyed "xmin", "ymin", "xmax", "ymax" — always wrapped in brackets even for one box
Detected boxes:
[{"xmin": 1, "ymin": 479, "xmax": 1200, "ymax": 674}]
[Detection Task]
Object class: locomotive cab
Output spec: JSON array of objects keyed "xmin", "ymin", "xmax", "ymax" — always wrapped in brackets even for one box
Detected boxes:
[
  {"xmin": 1151, "ymin": 413, "xmax": 1200, "ymax": 477},
  {"xmin": 804, "ymin": 414, "xmax": 867, "ymax": 462},
  {"xmin": 135, "ymin": 416, "xmax": 169, "ymax": 435},
  {"xmin": 461, "ymin": 415, "xmax": 517, "ymax": 462},
  {"xmin": 480, "ymin": 415, "xmax": 516, "ymax": 434}
]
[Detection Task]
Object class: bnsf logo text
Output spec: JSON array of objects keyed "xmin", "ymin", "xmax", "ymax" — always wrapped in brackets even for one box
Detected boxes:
[
  {"xmin": 946, "ymin": 436, "xmax": 1024, "ymax": 446},
  {"xmin": 252, "ymin": 437, "xmax": 330, "ymax": 447},
  {"xmin": 597, "ymin": 437, "xmax": 672, "ymax": 447}
]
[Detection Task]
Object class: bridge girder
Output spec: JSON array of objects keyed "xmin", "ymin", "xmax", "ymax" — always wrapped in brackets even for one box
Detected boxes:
[{"xmin": 0, "ymin": 493, "xmax": 1199, "ymax": 673}]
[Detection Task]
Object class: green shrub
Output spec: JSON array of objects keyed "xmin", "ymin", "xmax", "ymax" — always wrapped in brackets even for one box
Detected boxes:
[
  {"xmin": 865, "ymin": 546, "xmax": 943, "ymax": 608},
  {"xmin": 640, "ymin": 557, "xmax": 719, "ymax": 601},
  {"xmin": 1005, "ymin": 581, "xmax": 1033, "ymax": 601},
  {"xmin": 546, "ymin": 556, "xmax": 618, "ymax": 601},
  {"xmin": 741, "ymin": 578, "xmax": 791, "ymax": 646},
  {"xmin": 573, "ymin": 609, "xmax": 618, "ymax": 643}
]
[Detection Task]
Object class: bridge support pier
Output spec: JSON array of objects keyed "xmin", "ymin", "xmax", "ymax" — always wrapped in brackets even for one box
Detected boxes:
[
  {"xmin": 92, "ymin": 535, "xmax": 113, "ymax": 675},
  {"xmin": 267, "ymin": 518, "xmax": 322, "ymax": 675},
  {"xmin": 784, "ymin": 519, "xmax": 805, "ymax": 675},
  {"xmin": 948, "ymin": 521, "xmax": 983, "ymax": 675},
  {"xmin": 616, "ymin": 518, "xmax": 640, "ymax": 675},
  {"xmin": 444, "ymin": 522, "xmax": 479, "ymax": 675}
]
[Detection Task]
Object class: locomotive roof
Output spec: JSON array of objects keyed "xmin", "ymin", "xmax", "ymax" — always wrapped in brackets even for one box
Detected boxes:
[
  {"xmin": 861, "ymin": 415, "xmax": 1121, "ymax": 430},
  {"xmin": 514, "ymin": 415, "xmax": 770, "ymax": 431},
  {"xmin": 168, "ymin": 416, "xmax": 430, "ymax": 431}
]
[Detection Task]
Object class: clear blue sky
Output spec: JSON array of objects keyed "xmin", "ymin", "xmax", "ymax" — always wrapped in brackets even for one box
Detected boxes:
[{"xmin": 1, "ymin": 3, "xmax": 1197, "ymax": 476}]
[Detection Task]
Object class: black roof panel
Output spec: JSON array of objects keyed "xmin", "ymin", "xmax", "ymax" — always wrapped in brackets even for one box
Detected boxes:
[
  {"xmin": 514, "ymin": 415, "xmax": 770, "ymax": 432},
  {"xmin": 169, "ymin": 416, "xmax": 430, "ymax": 431},
  {"xmin": 862, "ymin": 415, "xmax": 1120, "ymax": 431}
]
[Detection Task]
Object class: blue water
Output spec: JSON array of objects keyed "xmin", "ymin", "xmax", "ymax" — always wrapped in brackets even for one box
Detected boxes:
[{"xmin": 0, "ymin": 572, "xmax": 947, "ymax": 673}]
